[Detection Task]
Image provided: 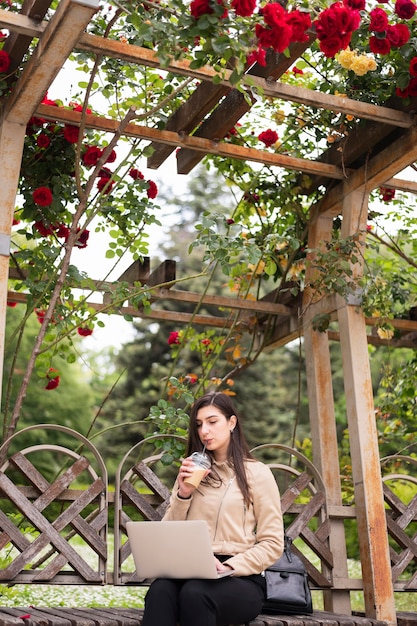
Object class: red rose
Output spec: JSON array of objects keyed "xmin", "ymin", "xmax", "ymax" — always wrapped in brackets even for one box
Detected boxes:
[
  {"xmin": 286, "ymin": 10, "xmax": 311, "ymax": 43},
  {"xmin": 369, "ymin": 8, "xmax": 389, "ymax": 32},
  {"xmin": 388, "ymin": 23, "xmax": 410, "ymax": 47},
  {"xmin": 34, "ymin": 221, "xmax": 54, "ymax": 236},
  {"xmin": 315, "ymin": 2, "xmax": 360, "ymax": 57},
  {"xmin": 409, "ymin": 57, "xmax": 417, "ymax": 76},
  {"xmin": 396, "ymin": 85, "xmax": 409, "ymax": 98},
  {"xmin": 0, "ymin": 49, "xmax": 11, "ymax": 74},
  {"xmin": 106, "ymin": 149, "xmax": 117, "ymax": 163},
  {"xmin": 82, "ymin": 145, "xmax": 103, "ymax": 166},
  {"xmin": 33, "ymin": 186, "xmax": 53, "ymax": 207},
  {"xmin": 45, "ymin": 368, "xmax": 60, "ymax": 390},
  {"xmin": 261, "ymin": 2, "xmax": 286, "ymax": 27},
  {"xmin": 77, "ymin": 327, "xmax": 93, "ymax": 336},
  {"xmin": 75, "ymin": 228, "xmax": 90, "ymax": 248},
  {"xmin": 41, "ymin": 93, "xmax": 59, "ymax": 107},
  {"xmin": 386, "ymin": 23, "xmax": 410, "ymax": 47},
  {"xmin": 231, "ymin": 0, "xmax": 256, "ymax": 17},
  {"xmin": 36, "ymin": 134, "xmax": 50, "ymax": 149},
  {"xmin": 343, "ymin": 0, "xmax": 365, "ymax": 8},
  {"xmin": 63, "ymin": 124, "xmax": 81, "ymax": 144},
  {"xmin": 258, "ymin": 129, "xmax": 278, "ymax": 147},
  {"xmin": 55, "ymin": 223, "xmax": 70, "ymax": 240},
  {"xmin": 168, "ymin": 331, "xmax": 180, "ymax": 345},
  {"xmin": 319, "ymin": 34, "xmax": 347, "ymax": 58},
  {"xmin": 146, "ymin": 180, "xmax": 158, "ymax": 199},
  {"xmin": 190, "ymin": 0, "xmax": 227, "ymax": 19},
  {"xmin": 190, "ymin": 0, "xmax": 210, "ymax": 17},
  {"xmin": 315, "ymin": 2, "xmax": 360, "ymax": 37},
  {"xmin": 369, "ymin": 35, "xmax": 391, "ymax": 55},
  {"xmin": 247, "ymin": 46, "xmax": 267, "ymax": 67},
  {"xmin": 97, "ymin": 177, "xmax": 114, "ymax": 194},
  {"xmin": 129, "ymin": 168, "xmax": 144, "ymax": 180},
  {"xmin": 408, "ymin": 77, "xmax": 417, "ymax": 96},
  {"xmin": 71, "ymin": 102, "xmax": 92, "ymax": 115},
  {"xmin": 379, "ymin": 187, "xmax": 396, "ymax": 201},
  {"xmin": 394, "ymin": 0, "xmax": 416, "ymax": 19},
  {"xmin": 255, "ymin": 22, "xmax": 293, "ymax": 53},
  {"xmin": 35, "ymin": 308, "xmax": 46, "ymax": 323}
]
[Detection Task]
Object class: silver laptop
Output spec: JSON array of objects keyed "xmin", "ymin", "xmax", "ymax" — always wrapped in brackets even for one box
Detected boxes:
[{"xmin": 126, "ymin": 520, "xmax": 233, "ymax": 580}]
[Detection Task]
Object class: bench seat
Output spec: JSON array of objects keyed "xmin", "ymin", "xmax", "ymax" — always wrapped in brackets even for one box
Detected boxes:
[{"xmin": 0, "ymin": 608, "xmax": 399, "ymax": 626}]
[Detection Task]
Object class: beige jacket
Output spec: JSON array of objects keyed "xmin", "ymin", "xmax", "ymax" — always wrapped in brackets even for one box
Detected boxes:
[{"xmin": 163, "ymin": 458, "xmax": 284, "ymax": 577}]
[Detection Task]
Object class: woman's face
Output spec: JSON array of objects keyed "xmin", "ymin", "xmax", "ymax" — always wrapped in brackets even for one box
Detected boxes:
[{"xmin": 195, "ymin": 404, "xmax": 236, "ymax": 462}]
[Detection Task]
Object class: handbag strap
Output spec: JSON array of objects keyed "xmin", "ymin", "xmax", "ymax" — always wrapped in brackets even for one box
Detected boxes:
[{"xmin": 283, "ymin": 534, "xmax": 294, "ymax": 562}]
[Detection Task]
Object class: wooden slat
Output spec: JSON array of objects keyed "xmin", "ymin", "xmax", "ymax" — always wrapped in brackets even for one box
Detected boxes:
[
  {"xmin": 131, "ymin": 462, "xmax": 171, "ymax": 500},
  {"xmin": 175, "ymin": 39, "xmax": 315, "ymax": 174},
  {"xmin": 33, "ymin": 103, "xmax": 346, "ymax": 180},
  {"xmin": 73, "ymin": 34, "xmax": 413, "ymax": 129},
  {"xmin": 147, "ymin": 80, "xmax": 230, "ymax": 169},
  {"xmin": 0, "ymin": 473, "xmax": 103, "ymax": 582},
  {"xmin": 280, "ymin": 472, "xmax": 314, "ymax": 512},
  {"xmin": 117, "ymin": 259, "xmax": 150, "ymax": 283},
  {"xmin": 120, "ymin": 479, "xmax": 164, "ymax": 521}
]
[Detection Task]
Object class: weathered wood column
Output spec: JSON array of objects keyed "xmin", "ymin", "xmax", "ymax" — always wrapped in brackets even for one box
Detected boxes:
[
  {"xmin": 0, "ymin": 120, "xmax": 26, "ymax": 422},
  {"xmin": 303, "ymin": 209, "xmax": 351, "ymax": 614},
  {"xmin": 338, "ymin": 186, "xmax": 396, "ymax": 624}
]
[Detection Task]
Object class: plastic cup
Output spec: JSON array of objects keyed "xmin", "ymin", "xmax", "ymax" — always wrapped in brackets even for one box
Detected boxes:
[{"xmin": 184, "ymin": 451, "xmax": 211, "ymax": 488}]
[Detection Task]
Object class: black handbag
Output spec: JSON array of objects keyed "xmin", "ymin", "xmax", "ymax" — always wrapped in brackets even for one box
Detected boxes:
[{"xmin": 262, "ymin": 535, "xmax": 313, "ymax": 615}]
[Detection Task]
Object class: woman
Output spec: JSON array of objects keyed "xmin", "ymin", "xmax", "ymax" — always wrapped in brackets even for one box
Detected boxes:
[{"xmin": 141, "ymin": 391, "xmax": 284, "ymax": 626}]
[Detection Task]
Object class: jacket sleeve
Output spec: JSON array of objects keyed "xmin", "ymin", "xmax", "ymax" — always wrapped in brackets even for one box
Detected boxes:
[
  {"xmin": 224, "ymin": 463, "xmax": 284, "ymax": 576},
  {"xmin": 162, "ymin": 479, "xmax": 193, "ymax": 520}
]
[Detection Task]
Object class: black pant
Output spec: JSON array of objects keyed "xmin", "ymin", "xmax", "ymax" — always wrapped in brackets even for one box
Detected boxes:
[{"xmin": 141, "ymin": 574, "xmax": 265, "ymax": 626}]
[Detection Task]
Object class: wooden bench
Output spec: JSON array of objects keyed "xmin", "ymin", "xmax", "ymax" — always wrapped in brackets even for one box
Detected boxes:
[
  {"xmin": 0, "ymin": 426, "xmax": 416, "ymax": 626},
  {"xmin": 0, "ymin": 607, "xmax": 398, "ymax": 626}
]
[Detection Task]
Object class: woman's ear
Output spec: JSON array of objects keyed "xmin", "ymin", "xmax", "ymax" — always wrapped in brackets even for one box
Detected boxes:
[{"xmin": 229, "ymin": 415, "xmax": 237, "ymax": 432}]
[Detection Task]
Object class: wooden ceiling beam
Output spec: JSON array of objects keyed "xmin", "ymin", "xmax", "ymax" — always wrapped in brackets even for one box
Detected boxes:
[
  {"xmin": 34, "ymin": 103, "xmax": 346, "ymax": 179},
  {"xmin": 75, "ymin": 34, "xmax": 414, "ymax": 129},
  {"xmin": 0, "ymin": 0, "xmax": 100, "ymax": 126},
  {"xmin": 175, "ymin": 38, "xmax": 315, "ymax": 175},
  {"xmin": 317, "ymin": 124, "xmax": 417, "ymax": 216}
]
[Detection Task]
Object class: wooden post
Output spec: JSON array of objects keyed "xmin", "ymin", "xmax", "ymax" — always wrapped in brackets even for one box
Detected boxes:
[
  {"xmin": 337, "ymin": 186, "xmax": 396, "ymax": 624},
  {"xmin": 303, "ymin": 210, "xmax": 351, "ymax": 614},
  {"xmin": 0, "ymin": 120, "xmax": 27, "ymax": 419}
]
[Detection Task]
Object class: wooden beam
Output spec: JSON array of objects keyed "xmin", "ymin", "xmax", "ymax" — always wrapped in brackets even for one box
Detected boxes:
[
  {"xmin": 7, "ymin": 266, "xmax": 294, "ymax": 316},
  {"xmin": 2, "ymin": 0, "xmax": 51, "ymax": 75},
  {"xmin": 176, "ymin": 38, "xmax": 315, "ymax": 174},
  {"xmin": 318, "ymin": 124, "xmax": 417, "ymax": 216},
  {"xmin": 0, "ymin": 0, "xmax": 100, "ymax": 126},
  {"xmin": 116, "ymin": 259, "xmax": 150, "ymax": 284},
  {"xmin": 147, "ymin": 80, "xmax": 230, "ymax": 169},
  {"xmin": 74, "ymin": 34, "xmax": 414, "ymax": 129},
  {"xmin": 337, "ymin": 188, "xmax": 396, "ymax": 623},
  {"xmin": 34, "ymin": 103, "xmax": 346, "ymax": 180}
]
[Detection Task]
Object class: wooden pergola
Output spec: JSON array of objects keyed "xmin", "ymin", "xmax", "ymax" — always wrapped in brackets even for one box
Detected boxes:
[{"xmin": 0, "ymin": 1, "xmax": 417, "ymax": 624}]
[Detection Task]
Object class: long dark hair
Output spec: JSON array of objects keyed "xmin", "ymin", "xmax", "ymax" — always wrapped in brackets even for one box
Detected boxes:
[{"xmin": 186, "ymin": 392, "xmax": 254, "ymax": 506}]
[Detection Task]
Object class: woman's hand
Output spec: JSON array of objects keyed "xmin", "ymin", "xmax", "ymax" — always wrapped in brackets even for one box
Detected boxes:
[
  {"xmin": 214, "ymin": 556, "xmax": 234, "ymax": 575},
  {"xmin": 177, "ymin": 456, "xmax": 211, "ymax": 499},
  {"xmin": 177, "ymin": 457, "xmax": 195, "ymax": 499}
]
